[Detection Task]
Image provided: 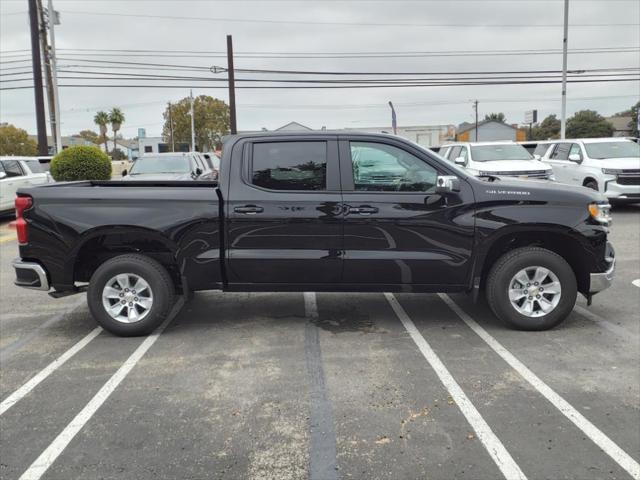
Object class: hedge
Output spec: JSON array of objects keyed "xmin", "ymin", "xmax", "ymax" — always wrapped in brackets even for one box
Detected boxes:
[{"xmin": 50, "ymin": 145, "xmax": 112, "ymax": 181}]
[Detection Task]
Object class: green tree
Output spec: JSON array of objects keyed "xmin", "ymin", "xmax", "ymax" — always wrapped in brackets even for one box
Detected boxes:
[
  {"xmin": 0, "ymin": 124, "xmax": 38, "ymax": 156},
  {"xmin": 76, "ymin": 129, "xmax": 101, "ymax": 144},
  {"xmin": 94, "ymin": 111, "xmax": 110, "ymax": 152},
  {"xmin": 531, "ymin": 114, "xmax": 561, "ymax": 140},
  {"xmin": 162, "ymin": 95, "xmax": 230, "ymax": 151},
  {"xmin": 566, "ymin": 110, "xmax": 614, "ymax": 138},
  {"xmin": 49, "ymin": 145, "xmax": 112, "ymax": 181},
  {"xmin": 484, "ymin": 112, "xmax": 506, "ymax": 122},
  {"xmin": 108, "ymin": 108, "xmax": 125, "ymax": 155},
  {"xmin": 628, "ymin": 101, "xmax": 639, "ymax": 137}
]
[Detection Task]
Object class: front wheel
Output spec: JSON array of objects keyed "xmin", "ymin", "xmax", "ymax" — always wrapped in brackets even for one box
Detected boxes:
[
  {"xmin": 486, "ymin": 247, "xmax": 577, "ymax": 331},
  {"xmin": 87, "ymin": 254, "xmax": 174, "ymax": 336}
]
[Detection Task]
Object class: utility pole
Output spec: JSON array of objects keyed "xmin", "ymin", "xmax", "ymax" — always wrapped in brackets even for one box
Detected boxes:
[
  {"xmin": 560, "ymin": 0, "xmax": 569, "ymax": 139},
  {"xmin": 473, "ymin": 100, "xmax": 479, "ymax": 141},
  {"xmin": 37, "ymin": 0, "xmax": 56, "ymax": 153},
  {"xmin": 388, "ymin": 101, "xmax": 397, "ymax": 135},
  {"xmin": 226, "ymin": 35, "xmax": 237, "ymax": 134},
  {"xmin": 28, "ymin": 0, "xmax": 48, "ymax": 155},
  {"xmin": 168, "ymin": 102, "xmax": 175, "ymax": 152},
  {"xmin": 47, "ymin": 0, "xmax": 62, "ymax": 153},
  {"xmin": 190, "ymin": 89, "xmax": 196, "ymax": 151}
]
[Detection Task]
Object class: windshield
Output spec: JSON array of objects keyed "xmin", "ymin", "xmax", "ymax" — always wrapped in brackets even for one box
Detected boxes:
[
  {"xmin": 129, "ymin": 155, "xmax": 191, "ymax": 174},
  {"xmin": 471, "ymin": 144, "xmax": 534, "ymax": 162},
  {"xmin": 585, "ymin": 141, "xmax": 640, "ymax": 159}
]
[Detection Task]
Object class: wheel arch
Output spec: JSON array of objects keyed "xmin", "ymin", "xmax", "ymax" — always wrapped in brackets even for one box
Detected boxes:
[
  {"xmin": 69, "ymin": 226, "xmax": 181, "ymax": 289},
  {"xmin": 475, "ymin": 226, "xmax": 591, "ymax": 294}
]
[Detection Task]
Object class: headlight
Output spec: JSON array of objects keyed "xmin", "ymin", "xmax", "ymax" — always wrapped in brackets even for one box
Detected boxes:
[
  {"xmin": 588, "ymin": 202, "xmax": 612, "ymax": 225},
  {"xmin": 602, "ymin": 168, "xmax": 622, "ymax": 175}
]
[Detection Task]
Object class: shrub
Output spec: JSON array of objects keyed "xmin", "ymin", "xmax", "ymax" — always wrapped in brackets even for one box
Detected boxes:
[{"xmin": 50, "ymin": 145, "xmax": 112, "ymax": 181}]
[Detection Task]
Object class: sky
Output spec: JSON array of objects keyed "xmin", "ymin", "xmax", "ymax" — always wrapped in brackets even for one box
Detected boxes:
[{"xmin": 0, "ymin": 0, "xmax": 639, "ymax": 139}]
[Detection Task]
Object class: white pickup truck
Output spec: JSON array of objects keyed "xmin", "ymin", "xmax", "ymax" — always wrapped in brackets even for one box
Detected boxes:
[
  {"xmin": 0, "ymin": 157, "xmax": 53, "ymax": 215},
  {"xmin": 539, "ymin": 138, "xmax": 640, "ymax": 203},
  {"xmin": 439, "ymin": 141, "xmax": 554, "ymax": 180}
]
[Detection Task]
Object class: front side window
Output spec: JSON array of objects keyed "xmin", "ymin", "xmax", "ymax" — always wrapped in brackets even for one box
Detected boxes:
[
  {"xmin": 350, "ymin": 141, "xmax": 438, "ymax": 192},
  {"xmin": 585, "ymin": 141, "xmax": 640, "ymax": 160},
  {"xmin": 251, "ymin": 141, "xmax": 327, "ymax": 191},
  {"xmin": 129, "ymin": 155, "xmax": 191, "ymax": 175},
  {"xmin": 568, "ymin": 143, "xmax": 582, "ymax": 160},
  {"xmin": 449, "ymin": 146, "xmax": 462, "ymax": 160},
  {"xmin": 22, "ymin": 160, "xmax": 45, "ymax": 173},
  {"xmin": 533, "ymin": 143, "xmax": 552, "ymax": 157},
  {"xmin": 470, "ymin": 144, "xmax": 533, "ymax": 162},
  {"xmin": 2, "ymin": 160, "xmax": 24, "ymax": 177}
]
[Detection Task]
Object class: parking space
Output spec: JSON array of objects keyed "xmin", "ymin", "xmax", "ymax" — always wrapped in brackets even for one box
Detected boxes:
[{"xmin": 1, "ymin": 207, "xmax": 639, "ymax": 480}]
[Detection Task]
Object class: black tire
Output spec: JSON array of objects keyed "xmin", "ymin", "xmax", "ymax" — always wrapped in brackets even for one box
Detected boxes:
[
  {"xmin": 87, "ymin": 254, "xmax": 174, "ymax": 336},
  {"xmin": 584, "ymin": 179, "xmax": 598, "ymax": 191},
  {"xmin": 486, "ymin": 247, "xmax": 577, "ymax": 331}
]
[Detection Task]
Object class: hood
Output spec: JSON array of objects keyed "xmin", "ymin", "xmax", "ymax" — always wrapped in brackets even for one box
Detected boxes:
[
  {"xmin": 472, "ymin": 159, "xmax": 551, "ymax": 173},
  {"xmin": 123, "ymin": 172, "xmax": 194, "ymax": 181},
  {"xmin": 586, "ymin": 157, "xmax": 640, "ymax": 170},
  {"xmin": 473, "ymin": 175, "xmax": 606, "ymax": 205}
]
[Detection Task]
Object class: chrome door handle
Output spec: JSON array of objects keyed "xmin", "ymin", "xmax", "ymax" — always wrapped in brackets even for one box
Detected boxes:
[
  {"xmin": 234, "ymin": 205, "xmax": 264, "ymax": 214},
  {"xmin": 349, "ymin": 206, "xmax": 378, "ymax": 215}
]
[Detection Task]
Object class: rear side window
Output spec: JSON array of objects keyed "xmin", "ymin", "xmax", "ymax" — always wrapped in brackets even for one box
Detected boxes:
[
  {"xmin": 1, "ymin": 160, "xmax": 24, "ymax": 177},
  {"xmin": 22, "ymin": 160, "xmax": 45, "ymax": 173},
  {"xmin": 551, "ymin": 143, "xmax": 571, "ymax": 160},
  {"xmin": 251, "ymin": 141, "xmax": 327, "ymax": 191},
  {"xmin": 533, "ymin": 143, "xmax": 551, "ymax": 157}
]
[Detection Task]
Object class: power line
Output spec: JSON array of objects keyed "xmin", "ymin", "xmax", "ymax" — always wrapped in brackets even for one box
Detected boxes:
[{"xmin": 58, "ymin": 10, "xmax": 640, "ymax": 27}]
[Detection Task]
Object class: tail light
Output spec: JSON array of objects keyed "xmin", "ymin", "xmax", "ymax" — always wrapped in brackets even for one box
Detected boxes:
[{"xmin": 15, "ymin": 196, "xmax": 33, "ymax": 245}]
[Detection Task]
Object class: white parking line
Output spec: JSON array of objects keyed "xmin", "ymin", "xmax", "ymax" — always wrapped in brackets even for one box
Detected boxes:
[
  {"xmin": 632, "ymin": 279, "xmax": 640, "ymax": 288},
  {"xmin": 385, "ymin": 293, "xmax": 528, "ymax": 480},
  {"xmin": 438, "ymin": 293, "xmax": 640, "ymax": 480},
  {"xmin": 0, "ymin": 327, "xmax": 102, "ymax": 416},
  {"xmin": 19, "ymin": 298, "xmax": 184, "ymax": 480}
]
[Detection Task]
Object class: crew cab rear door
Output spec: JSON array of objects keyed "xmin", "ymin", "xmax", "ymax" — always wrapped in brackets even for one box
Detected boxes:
[
  {"xmin": 225, "ymin": 136, "xmax": 343, "ymax": 286},
  {"xmin": 339, "ymin": 136, "xmax": 475, "ymax": 288}
]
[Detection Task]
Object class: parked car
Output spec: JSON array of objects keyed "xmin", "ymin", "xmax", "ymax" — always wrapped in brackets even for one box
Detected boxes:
[
  {"xmin": 0, "ymin": 157, "xmax": 53, "ymax": 215},
  {"xmin": 13, "ymin": 132, "xmax": 613, "ymax": 336},
  {"xmin": 122, "ymin": 152, "xmax": 214, "ymax": 181},
  {"xmin": 439, "ymin": 141, "xmax": 554, "ymax": 180},
  {"xmin": 540, "ymin": 138, "xmax": 640, "ymax": 203}
]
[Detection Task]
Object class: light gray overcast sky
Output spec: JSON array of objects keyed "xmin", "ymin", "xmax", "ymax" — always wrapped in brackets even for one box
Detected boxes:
[{"xmin": 1, "ymin": 0, "xmax": 639, "ymax": 138}]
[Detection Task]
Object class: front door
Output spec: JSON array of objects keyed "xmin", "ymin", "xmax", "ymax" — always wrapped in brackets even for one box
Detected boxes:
[
  {"xmin": 339, "ymin": 138, "xmax": 475, "ymax": 289},
  {"xmin": 545, "ymin": 142, "xmax": 573, "ymax": 184},
  {"xmin": 226, "ymin": 137, "xmax": 343, "ymax": 286}
]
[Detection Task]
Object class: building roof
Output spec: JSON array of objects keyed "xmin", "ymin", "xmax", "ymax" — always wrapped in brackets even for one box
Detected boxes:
[
  {"xmin": 456, "ymin": 119, "xmax": 517, "ymax": 134},
  {"xmin": 274, "ymin": 121, "xmax": 313, "ymax": 131}
]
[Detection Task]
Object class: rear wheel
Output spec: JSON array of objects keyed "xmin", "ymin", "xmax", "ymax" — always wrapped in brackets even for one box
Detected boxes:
[
  {"xmin": 87, "ymin": 254, "xmax": 174, "ymax": 336},
  {"xmin": 486, "ymin": 247, "xmax": 577, "ymax": 331}
]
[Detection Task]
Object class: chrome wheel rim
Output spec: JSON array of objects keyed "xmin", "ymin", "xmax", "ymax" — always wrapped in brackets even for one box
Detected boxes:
[
  {"xmin": 102, "ymin": 273, "xmax": 153, "ymax": 324},
  {"xmin": 508, "ymin": 266, "xmax": 561, "ymax": 317}
]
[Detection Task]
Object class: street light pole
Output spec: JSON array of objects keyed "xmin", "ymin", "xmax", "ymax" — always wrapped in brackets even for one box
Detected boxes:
[
  {"xmin": 226, "ymin": 35, "xmax": 237, "ymax": 134},
  {"xmin": 473, "ymin": 100, "xmax": 479, "ymax": 141},
  {"xmin": 48, "ymin": 0, "xmax": 62, "ymax": 153},
  {"xmin": 560, "ymin": 0, "xmax": 569, "ymax": 139},
  {"xmin": 168, "ymin": 102, "xmax": 175, "ymax": 152},
  {"xmin": 190, "ymin": 89, "xmax": 196, "ymax": 151}
]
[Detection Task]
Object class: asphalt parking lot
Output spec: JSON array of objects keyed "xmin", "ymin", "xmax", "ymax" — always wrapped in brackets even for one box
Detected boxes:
[{"xmin": 0, "ymin": 206, "xmax": 639, "ymax": 480}]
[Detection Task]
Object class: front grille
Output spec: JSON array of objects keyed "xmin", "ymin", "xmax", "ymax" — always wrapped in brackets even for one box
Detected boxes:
[
  {"xmin": 617, "ymin": 171, "xmax": 640, "ymax": 185},
  {"xmin": 493, "ymin": 170, "xmax": 550, "ymax": 179}
]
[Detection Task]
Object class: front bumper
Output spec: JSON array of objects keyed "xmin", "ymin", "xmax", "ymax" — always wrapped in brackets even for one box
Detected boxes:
[
  {"xmin": 589, "ymin": 245, "xmax": 615, "ymax": 294},
  {"xmin": 13, "ymin": 258, "xmax": 50, "ymax": 291},
  {"xmin": 604, "ymin": 180, "xmax": 640, "ymax": 200}
]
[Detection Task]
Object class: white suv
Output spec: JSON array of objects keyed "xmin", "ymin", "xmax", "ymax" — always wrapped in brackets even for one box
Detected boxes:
[
  {"xmin": 0, "ymin": 157, "xmax": 54, "ymax": 215},
  {"xmin": 439, "ymin": 141, "xmax": 554, "ymax": 180},
  {"xmin": 540, "ymin": 138, "xmax": 640, "ymax": 203}
]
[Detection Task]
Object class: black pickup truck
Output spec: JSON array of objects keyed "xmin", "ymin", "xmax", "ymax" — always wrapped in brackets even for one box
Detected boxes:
[{"xmin": 13, "ymin": 132, "xmax": 615, "ymax": 336}]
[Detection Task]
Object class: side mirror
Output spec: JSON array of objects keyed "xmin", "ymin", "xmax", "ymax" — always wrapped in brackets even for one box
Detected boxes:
[
  {"xmin": 195, "ymin": 167, "xmax": 203, "ymax": 176},
  {"xmin": 533, "ymin": 154, "xmax": 541, "ymax": 160},
  {"xmin": 454, "ymin": 157, "xmax": 467, "ymax": 166},
  {"xmin": 121, "ymin": 169, "xmax": 127, "ymax": 177},
  {"xmin": 568, "ymin": 153, "xmax": 581, "ymax": 163},
  {"xmin": 0, "ymin": 171, "xmax": 6, "ymax": 179},
  {"xmin": 436, "ymin": 175, "xmax": 460, "ymax": 193}
]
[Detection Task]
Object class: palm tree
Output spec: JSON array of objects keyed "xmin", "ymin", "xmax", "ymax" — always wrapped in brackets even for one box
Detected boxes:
[
  {"xmin": 108, "ymin": 108, "xmax": 125, "ymax": 155},
  {"xmin": 93, "ymin": 111, "xmax": 109, "ymax": 153}
]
